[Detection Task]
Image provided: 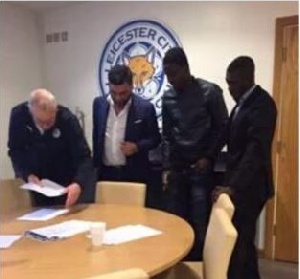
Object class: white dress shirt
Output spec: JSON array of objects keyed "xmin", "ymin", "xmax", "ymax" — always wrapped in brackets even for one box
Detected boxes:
[
  {"xmin": 35, "ymin": 124, "xmax": 45, "ymax": 135},
  {"xmin": 103, "ymin": 96, "xmax": 132, "ymax": 166}
]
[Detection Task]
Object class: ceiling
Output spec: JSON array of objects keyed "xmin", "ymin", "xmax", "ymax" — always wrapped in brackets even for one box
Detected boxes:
[{"xmin": 10, "ymin": 1, "xmax": 79, "ymax": 13}]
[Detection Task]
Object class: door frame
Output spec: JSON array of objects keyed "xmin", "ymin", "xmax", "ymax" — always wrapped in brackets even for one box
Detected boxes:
[{"xmin": 264, "ymin": 15, "xmax": 298, "ymax": 259}]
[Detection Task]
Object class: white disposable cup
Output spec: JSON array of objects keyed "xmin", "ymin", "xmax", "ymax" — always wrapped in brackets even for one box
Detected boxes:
[{"xmin": 90, "ymin": 222, "xmax": 106, "ymax": 247}]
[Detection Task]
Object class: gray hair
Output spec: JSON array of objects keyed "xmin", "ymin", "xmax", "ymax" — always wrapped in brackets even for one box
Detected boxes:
[{"xmin": 28, "ymin": 88, "xmax": 57, "ymax": 111}]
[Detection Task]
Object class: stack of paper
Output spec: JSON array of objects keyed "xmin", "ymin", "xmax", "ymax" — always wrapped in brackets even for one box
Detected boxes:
[
  {"xmin": 20, "ymin": 179, "xmax": 66, "ymax": 197},
  {"xmin": 25, "ymin": 220, "xmax": 92, "ymax": 240},
  {"xmin": 104, "ymin": 224, "xmax": 162, "ymax": 245},
  {"xmin": 18, "ymin": 208, "xmax": 69, "ymax": 221}
]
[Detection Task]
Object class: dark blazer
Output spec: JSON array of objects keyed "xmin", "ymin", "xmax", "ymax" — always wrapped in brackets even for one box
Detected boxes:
[
  {"xmin": 92, "ymin": 94, "xmax": 161, "ymax": 181},
  {"xmin": 225, "ymin": 85, "xmax": 277, "ymax": 207},
  {"xmin": 8, "ymin": 102, "xmax": 95, "ymax": 203}
]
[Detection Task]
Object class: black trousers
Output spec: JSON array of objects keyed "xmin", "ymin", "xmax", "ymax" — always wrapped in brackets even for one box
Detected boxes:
[
  {"xmin": 228, "ymin": 196, "xmax": 266, "ymax": 279},
  {"xmin": 166, "ymin": 167, "xmax": 213, "ymax": 261}
]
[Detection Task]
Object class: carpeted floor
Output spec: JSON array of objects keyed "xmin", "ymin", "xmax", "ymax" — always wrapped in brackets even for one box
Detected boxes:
[{"xmin": 259, "ymin": 258, "xmax": 298, "ymax": 279}]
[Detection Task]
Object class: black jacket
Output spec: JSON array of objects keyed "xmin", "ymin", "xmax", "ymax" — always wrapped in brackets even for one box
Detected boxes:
[
  {"xmin": 8, "ymin": 102, "xmax": 94, "ymax": 193},
  {"xmin": 162, "ymin": 77, "xmax": 228, "ymax": 168},
  {"xmin": 225, "ymin": 85, "xmax": 277, "ymax": 205}
]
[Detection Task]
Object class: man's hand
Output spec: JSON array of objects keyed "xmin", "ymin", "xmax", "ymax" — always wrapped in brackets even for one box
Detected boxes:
[
  {"xmin": 28, "ymin": 174, "xmax": 42, "ymax": 186},
  {"xmin": 65, "ymin": 183, "xmax": 81, "ymax": 208},
  {"xmin": 191, "ymin": 158, "xmax": 212, "ymax": 174},
  {"xmin": 120, "ymin": 142, "xmax": 138, "ymax": 156},
  {"xmin": 211, "ymin": 185, "xmax": 233, "ymax": 203}
]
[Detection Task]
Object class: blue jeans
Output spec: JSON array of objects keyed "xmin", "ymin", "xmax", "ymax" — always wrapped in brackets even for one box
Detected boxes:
[{"xmin": 167, "ymin": 167, "xmax": 212, "ymax": 260}]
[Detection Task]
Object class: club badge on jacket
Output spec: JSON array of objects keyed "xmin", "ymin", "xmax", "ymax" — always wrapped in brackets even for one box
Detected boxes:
[{"xmin": 52, "ymin": 128, "xmax": 61, "ymax": 138}]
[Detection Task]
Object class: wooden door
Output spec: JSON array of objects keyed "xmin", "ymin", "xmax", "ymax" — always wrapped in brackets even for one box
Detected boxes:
[{"xmin": 265, "ymin": 15, "xmax": 298, "ymax": 262}]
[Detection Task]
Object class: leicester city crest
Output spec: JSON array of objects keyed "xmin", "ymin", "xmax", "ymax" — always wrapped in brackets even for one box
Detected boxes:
[{"xmin": 99, "ymin": 19, "xmax": 182, "ymax": 123}]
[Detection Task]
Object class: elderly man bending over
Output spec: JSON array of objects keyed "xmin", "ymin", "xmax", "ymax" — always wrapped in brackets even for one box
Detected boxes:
[{"xmin": 8, "ymin": 88, "xmax": 95, "ymax": 207}]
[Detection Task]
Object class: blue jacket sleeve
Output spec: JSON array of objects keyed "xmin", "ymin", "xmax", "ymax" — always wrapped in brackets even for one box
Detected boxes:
[{"xmin": 136, "ymin": 103, "xmax": 161, "ymax": 152}]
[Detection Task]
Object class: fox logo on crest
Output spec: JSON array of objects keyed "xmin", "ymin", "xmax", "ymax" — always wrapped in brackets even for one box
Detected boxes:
[
  {"xmin": 122, "ymin": 46, "xmax": 160, "ymax": 100},
  {"xmin": 99, "ymin": 19, "xmax": 181, "ymax": 123}
]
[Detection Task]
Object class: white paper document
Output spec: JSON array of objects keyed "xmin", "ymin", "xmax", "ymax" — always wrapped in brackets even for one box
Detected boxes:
[
  {"xmin": 0, "ymin": 235, "xmax": 22, "ymax": 249},
  {"xmin": 104, "ymin": 224, "xmax": 162, "ymax": 245},
  {"xmin": 20, "ymin": 179, "xmax": 67, "ymax": 197},
  {"xmin": 26, "ymin": 220, "xmax": 91, "ymax": 240},
  {"xmin": 17, "ymin": 208, "xmax": 69, "ymax": 221}
]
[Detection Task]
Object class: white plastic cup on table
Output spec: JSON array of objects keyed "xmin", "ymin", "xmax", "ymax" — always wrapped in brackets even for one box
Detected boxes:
[{"xmin": 90, "ymin": 222, "xmax": 106, "ymax": 247}]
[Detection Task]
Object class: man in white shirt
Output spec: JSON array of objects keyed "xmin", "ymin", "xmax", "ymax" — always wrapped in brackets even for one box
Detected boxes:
[{"xmin": 92, "ymin": 65, "xmax": 161, "ymax": 201}]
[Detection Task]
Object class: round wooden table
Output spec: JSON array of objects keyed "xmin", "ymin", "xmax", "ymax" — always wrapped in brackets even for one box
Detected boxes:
[{"xmin": 1, "ymin": 204, "xmax": 194, "ymax": 279}]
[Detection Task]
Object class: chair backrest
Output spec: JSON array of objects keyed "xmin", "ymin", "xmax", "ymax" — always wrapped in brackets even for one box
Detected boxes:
[
  {"xmin": 95, "ymin": 181, "xmax": 146, "ymax": 207},
  {"xmin": 85, "ymin": 268, "xmax": 149, "ymax": 279},
  {"xmin": 213, "ymin": 193, "xmax": 235, "ymax": 219},
  {"xmin": 203, "ymin": 208, "xmax": 238, "ymax": 279},
  {"xmin": 0, "ymin": 178, "xmax": 32, "ymax": 214}
]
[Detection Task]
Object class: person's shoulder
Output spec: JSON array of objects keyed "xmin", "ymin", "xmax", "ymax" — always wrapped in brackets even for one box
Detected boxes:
[
  {"xmin": 94, "ymin": 95, "xmax": 107, "ymax": 102},
  {"xmin": 132, "ymin": 94, "xmax": 152, "ymax": 107},
  {"xmin": 11, "ymin": 102, "xmax": 29, "ymax": 117},
  {"xmin": 255, "ymin": 85, "xmax": 271, "ymax": 97},
  {"xmin": 253, "ymin": 86, "xmax": 276, "ymax": 108},
  {"xmin": 162, "ymin": 85, "xmax": 176, "ymax": 100},
  {"xmin": 196, "ymin": 78, "xmax": 222, "ymax": 93},
  {"xmin": 93, "ymin": 95, "xmax": 108, "ymax": 106},
  {"xmin": 132, "ymin": 95, "xmax": 157, "ymax": 116},
  {"xmin": 57, "ymin": 105, "xmax": 75, "ymax": 121}
]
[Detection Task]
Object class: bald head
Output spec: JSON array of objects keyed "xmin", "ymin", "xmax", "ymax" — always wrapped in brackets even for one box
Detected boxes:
[
  {"xmin": 28, "ymin": 88, "xmax": 58, "ymax": 130},
  {"xmin": 29, "ymin": 88, "xmax": 57, "ymax": 110}
]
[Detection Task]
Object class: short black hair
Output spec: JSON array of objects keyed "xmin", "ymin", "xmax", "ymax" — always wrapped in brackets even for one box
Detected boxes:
[
  {"xmin": 227, "ymin": 56, "xmax": 255, "ymax": 77},
  {"xmin": 163, "ymin": 47, "xmax": 189, "ymax": 67},
  {"xmin": 108, "ymin": 64, "xmax": 133, "ymax": 85}
]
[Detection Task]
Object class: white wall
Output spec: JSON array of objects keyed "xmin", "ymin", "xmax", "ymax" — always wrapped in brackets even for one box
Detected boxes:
[
  {"xmin": 0, "ymin": 3, "xmax": 44, "ymax": 179},
  {"xmin": 1, "ymin": 1, "xmax": 298, "ymax": 179},
  {"xmin": 41, "ymin": 1, "xmax": 298, "ymax": 148}
]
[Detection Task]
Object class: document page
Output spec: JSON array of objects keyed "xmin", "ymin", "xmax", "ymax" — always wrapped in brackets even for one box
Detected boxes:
[
  {"xmin": 0, "ymin": 235, "xmax": 22, "ymax": 249},
  {"xmin": 17, "ymin": 208, "xmax": 69, "ymax": 221},
  {"xmin": 26, "ymin": 220, "xmax": 92, "ymax": 240},
  {"xmin": 21, "ymin": 179, "xmax": 67, "ymax": 197},
  {"xmin": 104, "ymin": 224, "xmax": 162, "ymax": 245}
]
